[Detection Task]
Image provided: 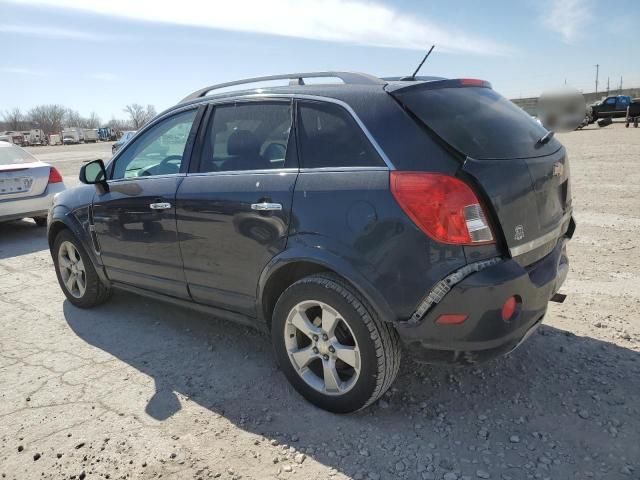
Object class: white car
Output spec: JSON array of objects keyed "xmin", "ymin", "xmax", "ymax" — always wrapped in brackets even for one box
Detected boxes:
[{"xmin": 0, "ymin": 141, "xmax": 66, "ymax": 226}]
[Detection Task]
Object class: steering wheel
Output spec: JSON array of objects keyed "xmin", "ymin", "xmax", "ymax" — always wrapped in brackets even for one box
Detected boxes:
[{"xmin": 139, "ymin": 155, "xmax": 182, "ymax": 176}]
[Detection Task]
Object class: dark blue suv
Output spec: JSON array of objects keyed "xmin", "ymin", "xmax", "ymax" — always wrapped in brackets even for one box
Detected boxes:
[{"xmin": 48, "ymin": 72, "xmax": 574, "ymax": 413}]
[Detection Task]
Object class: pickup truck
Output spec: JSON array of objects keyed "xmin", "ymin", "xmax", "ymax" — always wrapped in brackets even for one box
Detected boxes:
[{"xmin": 589, "ymin": 95, "xmax": 640, "ymax": 122}]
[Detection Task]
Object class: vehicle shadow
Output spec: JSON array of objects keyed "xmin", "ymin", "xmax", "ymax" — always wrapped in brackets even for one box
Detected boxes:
[
  {"xmin": 63, "ymin": 291, "xmax": 640, "ymax": 479},
  {"xmin": 0, "ymin": 219, "xmax": 49, "ymax": 259}
]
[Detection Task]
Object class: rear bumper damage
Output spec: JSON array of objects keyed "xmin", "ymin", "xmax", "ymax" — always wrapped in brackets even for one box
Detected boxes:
[{"xmin": 396, "ymin": 230, "xmax": 571, "ymax": 364}]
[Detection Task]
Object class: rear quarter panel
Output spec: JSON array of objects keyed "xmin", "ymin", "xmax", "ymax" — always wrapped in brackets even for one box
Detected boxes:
[{"xmin": 288, "ymin": 169, "xmax": 467, "ymax": 321}]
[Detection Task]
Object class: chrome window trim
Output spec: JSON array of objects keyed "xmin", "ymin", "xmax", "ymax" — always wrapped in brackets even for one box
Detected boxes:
[
  {"xmin": 201, "ymin": 93, "xmax": 395, "ymax": 171},
  {"xmin": 186, "ymin": 167, "xmax": 298, "ymax": 177},
  {"xmin": 509, "ymin": 211, "xmax": 572, "ymax": 258},
  {"xmin": 107, "ymin": 173, "xmax": 186, "ymax": 184},
  {"xmin": 298, "ymin": 166, "xmax": 389, "ymax": 173}
]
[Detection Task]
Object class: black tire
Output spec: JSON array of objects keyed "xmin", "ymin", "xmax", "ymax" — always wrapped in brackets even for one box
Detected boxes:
[
  {"xmin": 271, "ymin": 273, "xmax": 401, "ymax": 413},
  {"xmin": 52, "ymin": 229, "xmax": 111, "ymax": 308},
  {"xmin": 32, "ymin": 216, "xmax": 47, "ymax": 227}
]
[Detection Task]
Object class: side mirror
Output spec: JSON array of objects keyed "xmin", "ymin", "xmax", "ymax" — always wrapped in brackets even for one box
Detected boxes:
[{"xmin": 80, "ymin": 159, "xmax": 107, "ymax": 185}]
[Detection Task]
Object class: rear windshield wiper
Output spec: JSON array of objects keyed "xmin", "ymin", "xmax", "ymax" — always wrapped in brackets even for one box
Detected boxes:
[{"xmin": 537, "ymin": 130, "xmax": 555, "ymax": 146}]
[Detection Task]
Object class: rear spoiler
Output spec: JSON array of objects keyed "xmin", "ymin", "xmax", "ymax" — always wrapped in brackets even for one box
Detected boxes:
[{"xmin": 385, "ymin": 78, "xmax": 492, "ymax": 94}]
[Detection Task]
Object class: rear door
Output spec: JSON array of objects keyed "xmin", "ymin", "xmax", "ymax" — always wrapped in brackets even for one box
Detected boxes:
[
  {"xmin": 93, "ymin": 107, "xmax": 201, "ymax": 298},
  {"xmin": 389, "ymin": 81, "xmax": 572, "ymax": 263},
  {"xmin": 175, "ymin": 100, "xmax": 297, "ymax": 316}
]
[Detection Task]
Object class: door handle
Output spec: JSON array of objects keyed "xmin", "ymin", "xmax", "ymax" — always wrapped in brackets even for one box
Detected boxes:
[
  {"xmin": 251, "ymin": 202, "xmax": 282, "ymax": 211},
  {"xmin": 149, "ymin": 202, "xmax": 172, "ymax": 210}
]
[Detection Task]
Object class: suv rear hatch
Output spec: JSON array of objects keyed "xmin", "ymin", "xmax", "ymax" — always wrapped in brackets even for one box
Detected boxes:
[{"xmin": 387, "ymin": 79, "xmax": 573, "ymax": 264}]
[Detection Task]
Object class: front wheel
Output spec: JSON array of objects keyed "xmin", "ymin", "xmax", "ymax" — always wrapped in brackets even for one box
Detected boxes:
[
  {"xmin": 271, "ymin": 273, "xmax": 401, "ymax": 413},
  {"xmin": 52, "ymin": 230, "xmax": 111, "ymax": 308}
]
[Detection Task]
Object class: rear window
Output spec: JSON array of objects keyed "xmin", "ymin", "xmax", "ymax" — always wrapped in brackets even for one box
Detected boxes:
[
  {"xmin": 0, "ymin": 144, "xmax": 35, "ymax": 165},
  {"xmin": 391, "ymin": 86, "xmax": 560, "ymax": 159}
]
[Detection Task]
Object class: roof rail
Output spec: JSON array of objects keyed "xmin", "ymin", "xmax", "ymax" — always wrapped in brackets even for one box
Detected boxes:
[{"xmin": 180, "ymin": 71, "xmax": 385, "ymax": 103}]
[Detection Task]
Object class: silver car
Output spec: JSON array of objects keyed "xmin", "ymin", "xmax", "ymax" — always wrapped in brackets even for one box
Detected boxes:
[{"xmin": 0, "ymin": 141, "xmax": 66, "ymax": 226}]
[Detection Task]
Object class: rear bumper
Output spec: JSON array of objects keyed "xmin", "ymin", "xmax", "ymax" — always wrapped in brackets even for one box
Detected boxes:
[
  {"xmin": 396, "ymin": 235, "xmax": 570, "ymax": 364},
  {"xmin": 0, "ymin": 183, "xmax": 66, "ymax": 222}
]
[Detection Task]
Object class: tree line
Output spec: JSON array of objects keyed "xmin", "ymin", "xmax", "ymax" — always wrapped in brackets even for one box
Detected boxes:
[{"xmin": 0, "ymin": 104, "xmax": 157, "ymax": 134}]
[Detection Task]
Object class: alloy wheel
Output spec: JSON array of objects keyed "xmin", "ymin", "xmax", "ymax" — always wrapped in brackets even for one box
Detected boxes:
[
  {"xmin": 57, "ymin": 241, "xmax": 87, "ymax": 299},
  {"xmin": 283, "ymin": 300, "xmax": 361, "ymax": 395}
]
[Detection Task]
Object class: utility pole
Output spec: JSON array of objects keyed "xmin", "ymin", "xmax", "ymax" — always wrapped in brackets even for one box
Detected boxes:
[
  {"xmin": 607, "ymin": 77, "xmax": 610, "ymax": 95},
  {"xmin": 620, "ymin": 76, "xmax": 623, "ymax": 94},
  {"xmin": 595, "ymin": 64, "xmax": 600, "ymax": 95}
]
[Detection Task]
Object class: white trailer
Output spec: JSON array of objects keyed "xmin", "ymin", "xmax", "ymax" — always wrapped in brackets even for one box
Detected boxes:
[
  {"xmin": 62, "ymin": 128, "xmax": 84, "ymax": 144},
  {"xmin": 49, "ymin": 134, "xmax": 62, "ymax": 145},
  {"xmin": 0, "ymin": 131, "xmax": 24, "ymax": 145},
  {"xmin": 83, "ymin": 129, "xmax": 99, "ymax": 143},
  {"xmin": 20, "ymin": 129, "xmax": 47, "ymax": 146}
]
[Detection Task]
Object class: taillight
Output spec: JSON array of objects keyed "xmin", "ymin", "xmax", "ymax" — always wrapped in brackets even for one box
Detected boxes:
[
  {"xmin": 390, "ymin": 172, "xmax": 494, "ymax": 245},
  {"xmin": 48, "ymin": 167, "xmax": 63, "ymax": 184}
]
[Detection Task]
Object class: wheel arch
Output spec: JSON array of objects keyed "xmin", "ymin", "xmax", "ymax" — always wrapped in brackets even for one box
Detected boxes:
[
  {"xmin": 257, "ymin": 247, "xmax": 397, "ymax": 330},
  {"xmin": 48, "ymin": 206, "xmax": 110, "ymax": 286}
]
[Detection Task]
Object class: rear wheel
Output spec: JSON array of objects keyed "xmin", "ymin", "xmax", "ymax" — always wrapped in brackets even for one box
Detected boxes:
[
  {"xmin": 53, "ymin": 230, "xmax": 111, "ymax": 308},
  {"xmin": 271, "ymin": 273, "xmax": 401, "ymax": 413}
]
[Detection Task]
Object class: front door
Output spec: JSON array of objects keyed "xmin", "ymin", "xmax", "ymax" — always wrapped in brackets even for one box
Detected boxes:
[
  {"xmin": 93, "ymin": 108, "xmax": 200, "ymax": 298},
  {"xmin": 176, "ymin": 101, "xmax": 297, "ymax": 316}
]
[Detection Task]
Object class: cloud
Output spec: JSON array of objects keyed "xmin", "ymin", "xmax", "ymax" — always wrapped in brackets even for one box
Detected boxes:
[
  {"xmin": 541, "ymin": 0, "xmax": 593, "ymax": 43},
  {"xmin": 0, "ymin": 23, "xmax": 120, "ymax": 41},
  {"xmin": 0, "ymin": 66, "xmax": 47, "ymax": 76},
  {"xmin": 7, "ymin": 0, "xmax": 511, "ymax": 56}
]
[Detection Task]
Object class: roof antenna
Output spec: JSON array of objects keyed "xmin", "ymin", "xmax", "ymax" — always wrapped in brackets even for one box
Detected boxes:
[{"xmin": 402, "ymin": 44, "xmax": 435, "ymax": 81}]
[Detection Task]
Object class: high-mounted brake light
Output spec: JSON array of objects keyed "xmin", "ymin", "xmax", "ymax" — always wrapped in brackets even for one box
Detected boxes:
[
  {"xmin": 48, "ymin": 167, "xmax": 63, "ymax": 184},
  {"xmin": 459, "ymin": 78, "xmax": 488, "ymax": 87},
  {"xmin": 390, "ymin": 172, "xmax": 494, "ymax": 245}
]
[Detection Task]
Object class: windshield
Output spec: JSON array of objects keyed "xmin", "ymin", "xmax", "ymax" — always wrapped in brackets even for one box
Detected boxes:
[
  {"xmin": 0, "ymin": 144, "xmax": 36, "ymax": 165},
  {"xmin": 391, "ymin": 86, "xmax": 561, "ymax": 159}
]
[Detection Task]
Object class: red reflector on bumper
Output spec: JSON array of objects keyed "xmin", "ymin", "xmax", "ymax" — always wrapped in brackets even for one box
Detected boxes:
[
  {"xmin": 501, "ymin": 296, "xmax": 518, "ymax": 322},
  {"xmin": 435, "ymin": 314, "xmax": 468, "ymax": 325}
]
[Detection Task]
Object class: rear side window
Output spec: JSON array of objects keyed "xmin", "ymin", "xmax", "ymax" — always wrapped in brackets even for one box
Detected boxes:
[
  {"xmin": 392, "ymin": 86, "xmax": 559, "ymax": 160},
  {"xmin": 297, "ymin": 101, "xmax": 384, "ymax": 168},
  {"xmin": 200, "ymin": 102, "xmax": 293, "ymax": 173}
]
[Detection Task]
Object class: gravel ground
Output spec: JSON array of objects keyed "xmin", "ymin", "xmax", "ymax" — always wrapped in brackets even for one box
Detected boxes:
[{"xmin": 1, "ymin": 124, "xmax": 639, "ymax": 480}]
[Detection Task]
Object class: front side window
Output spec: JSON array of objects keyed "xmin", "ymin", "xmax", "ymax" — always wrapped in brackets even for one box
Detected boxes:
[
  {"xmin": 112, "ymin": 109, "xmax": 197, "ymax": 180},
  {"xmin": 605, "ymin": 98, "xmax": 616, "ymax": 105},
  {"xmin": 297, "ymin": 101, "xmax": 384, "ymax": 169},
  {"xmin": 199, "ymin": 102, "xmax": 293, "ymax": 173}
]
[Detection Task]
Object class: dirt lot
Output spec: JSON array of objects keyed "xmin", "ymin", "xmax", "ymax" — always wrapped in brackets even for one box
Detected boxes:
[{"xmin": 1, "ymin": 125, "xmax": 639, "ymax": 480}]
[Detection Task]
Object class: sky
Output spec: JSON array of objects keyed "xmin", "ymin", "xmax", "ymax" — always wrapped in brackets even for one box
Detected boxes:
[{"xmin": 1, "ymin": 0, "xmax": 639, "ymax": 122}]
